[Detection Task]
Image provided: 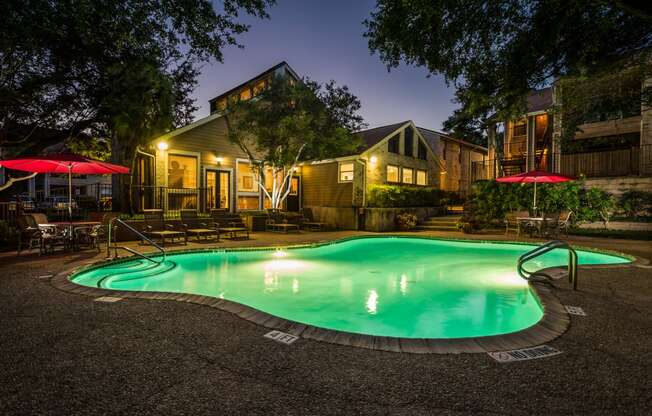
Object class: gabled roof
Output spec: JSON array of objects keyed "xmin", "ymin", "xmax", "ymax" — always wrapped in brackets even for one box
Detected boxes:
[
  {"xmin": 208, "ymin": 61, "xmax": 300, "ymax": 108},
  {"xmin": 355, "ymin": 121, "xmax": 410, "ymax": 151},
  {"xmin": 526, "ymin": 87, "xmax": 553, "ymax": 113},
  {"xmin": 417, "ymin": 127, "xmax": 488, "ymax": 153}
]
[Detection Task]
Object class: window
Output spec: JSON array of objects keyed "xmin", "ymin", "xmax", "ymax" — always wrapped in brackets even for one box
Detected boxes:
[
  {"xmin": 237, "ymin": 161, "xmax": 258, "ymax": 192},
  {"xmin": 239, "ymin": 88, "xmax": 252, "ymax": 101},
  {"xmin": 168, "ymin": 154, "xmax": 197, "ymax": 188},
  {"xmin": 216, "ymin": 99, "xmax": 227, "ymax": 111},
  {"xmin": 252, "ymin": 79, "xmax": 266, "ymax": 96},
  {"xmin": 386, "ymin": 165, "xmax": 399, "ymax": 182},
  {"xmin": 237, "ymin": 196, "xmax": 259, "ymax": 210},
  {"xmin": 416, "ymin": 170, "xmax": 427, "ymax": 186},
  {"xmin": 404, "ymin": 127, "xmax": 414, "ymax": 157},
  {"xmin": 417, "ymin": 140, "xmax": 428, "ymax": 160},
  {"xmin": 290, "ymin": 177, "xmax": 299, "ymax": 195},
  {"xmin": 512, "ymin": 120, "xmax": 527, "ymax": 137},
  {"xmin": 388, "ymin": 135, "xmax": 399, "ymax": 153},
  {"xmin": 442, "ymin": 142, "xmax": 447, "ymax": 160},
  {"xmin": 402, "ymin": 168, "xmax": 413, "ymax": 184},
  {"xmin": 339, "ymin": 162, "xmax": 354, "ymax": 182}
]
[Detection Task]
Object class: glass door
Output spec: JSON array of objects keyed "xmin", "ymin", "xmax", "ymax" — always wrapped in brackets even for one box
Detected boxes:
[{"xmin": 205, "ymin": 169, "xmax": 230, "ymax": 211}]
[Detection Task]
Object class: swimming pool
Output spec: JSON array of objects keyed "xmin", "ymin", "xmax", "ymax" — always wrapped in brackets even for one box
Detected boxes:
[{"xmin": 71, "ymin": 237, "xmax": 630, "ymax": 339}]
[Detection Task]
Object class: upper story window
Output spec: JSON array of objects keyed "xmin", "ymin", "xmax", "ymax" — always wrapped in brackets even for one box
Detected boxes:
[
  {"xmin": 402, "ymin": 167, "xmax": 413, "ymax": 184},
  {"xmin": 404, "ymin": 127, "xmax": 414, "ymax": 157},
  {"xmin": 512, "ymin": 120, "xmax": 527, "ymax": 137},
  {"xmin": 388, "ymin": 134, "xmax": 399, "ymax": 154},
  {"xmin": 339, "ymin": 162, "xmax": 354, "ymax": 182},
  {"xmin": 240, "ymin": 88, "xmax": 252, "ymax": 101},
  {"xmin": 252, "ymin": 79, "xmax": 267, "ymax": 96},
  {"xmin": 386, "ymin": 165, "xmax": 399, "ymax": 182},
  {"xmin": 442, "ymin": 142, "xmax": 447, "ymax": 160},
  {"xmin": 216, "ymin": 99, "xmax": 227, "ymax": 111},
  {"xmin": 417, "ymin": 140, "xmax": 428, "ymax": 160}
]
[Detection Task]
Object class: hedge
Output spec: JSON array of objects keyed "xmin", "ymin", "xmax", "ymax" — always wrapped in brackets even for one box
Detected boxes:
[{"xmin": 367, "ymin": 185, "xmax": 458, "ymax": 208}]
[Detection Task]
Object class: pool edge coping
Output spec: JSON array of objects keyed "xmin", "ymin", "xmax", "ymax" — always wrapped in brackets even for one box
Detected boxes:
[{"xmin": 54, "ymin": 235, "xmax": 644, "ymax": 354}]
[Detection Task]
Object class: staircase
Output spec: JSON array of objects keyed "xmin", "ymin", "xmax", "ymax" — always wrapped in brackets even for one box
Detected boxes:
[{"xmin": 416, "ymin": 215, "xmax": 461, "ymax": 232}]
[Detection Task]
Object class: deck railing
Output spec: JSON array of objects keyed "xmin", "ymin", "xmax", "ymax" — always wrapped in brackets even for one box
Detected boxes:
[{"xmin": 128, "ymin": 185, "xmax": 214, "ymax": 213}]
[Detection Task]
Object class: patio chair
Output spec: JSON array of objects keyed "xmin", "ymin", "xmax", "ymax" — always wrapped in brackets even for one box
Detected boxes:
[
  {"xmin": 210, "ymin": 209, "xmax": 249, "ymax": 240},
  {"xmin": 265, "ymin": 210, "xmax": 300, "ymax": 233},
  {"xmin": 142, "ymin": 209, "xmax": 187, "ymax": 247},
  {"xmin": 556, "ymin": 210, "xmax": 573, "ymax": 237},
  {"xmin": 16, "ymin": 215, "xmax": 43, "ymax": 255},
  {"xmin": 180, "ymin": 209, "xmax": 219, "ymax": 242},
  {"xmin": 300, "ymin": 208, "xmax": 326, "ymax": 231}
]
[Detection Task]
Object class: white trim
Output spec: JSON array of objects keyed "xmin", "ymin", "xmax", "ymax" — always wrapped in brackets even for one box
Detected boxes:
[
  {"xmin": 165, "ymin": 149, "xmax": 201, "ymax": 188},
  {"xmin": 361, "ymin": 121, "xmax": 411, "ymax": 155},
  {"xmin": 203, "ymin": 165, "xmax": 234, "ymax": 213}
]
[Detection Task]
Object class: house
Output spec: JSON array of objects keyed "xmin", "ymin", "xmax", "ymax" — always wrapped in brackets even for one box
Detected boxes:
[
  {"xmin": 483, "ymin": 79, "xmax": 652, "ymax": 194},
  {"xmin": 135, "ymin": 62, "xmax": 486, "ymax": 228}
]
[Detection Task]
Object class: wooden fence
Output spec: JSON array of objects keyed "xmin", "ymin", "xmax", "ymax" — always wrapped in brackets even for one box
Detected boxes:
[{"xmin": 559, "ymin": 147, "xmax": 640, "ymax": 178}]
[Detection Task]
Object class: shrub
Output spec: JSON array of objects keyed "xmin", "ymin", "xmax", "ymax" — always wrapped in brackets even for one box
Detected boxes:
[
  {"xmin": 618, "ymin": 190, "xmax": 652, "ymax": 218},
  {"xmin": 465, "ymin": 179, "xmax": 615, "ymax": 228},
  {"xmin": 367, "ymin": 185, "xmax": 452, "ymax": 208},
  {"xmin": 396, "ymin": 212, "xmax": 418, "ymax": 230}
]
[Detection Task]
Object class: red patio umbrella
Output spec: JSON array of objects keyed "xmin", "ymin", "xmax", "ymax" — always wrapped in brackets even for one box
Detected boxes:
[
  {"xmin": 0, "ymin": 154, "xmax": 129, "ymax": 220},
  {"xmin": 496, "ymin": 170, "xmax": 575, "ymax": 215}
]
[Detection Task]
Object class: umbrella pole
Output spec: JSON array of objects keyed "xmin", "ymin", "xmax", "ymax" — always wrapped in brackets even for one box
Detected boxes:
[{"xmin": 533, "ymin": 181, "xmax": 537, "ymax": 216}]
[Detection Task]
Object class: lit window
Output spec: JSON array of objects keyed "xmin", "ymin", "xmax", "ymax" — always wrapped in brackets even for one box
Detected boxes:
[
  {"xmin": 237, "ymin": 161, "xmax": 258, "ymax": 192},
  {"xmin": 402, "ymin": 168, "xmax": 413, "ymax": 184},
  {"xmin": 416, "ymin": 170, "xmax": 427, "ymax": 186},
  {"xmin": 168, "ymin": 154, "xmax": 197, "ymax": 188},
  {"xmin": 252, "ymin": 79, "xmax": 266, "ymax": 96},
  {"xmin": 216, "ymin": 99, "xmax": 227, "ymax": 111},
  {"xmin": 237, "ymin": 196, "xmax": 259, "ymax": 210},
  {"xmin": 387, "ymin": 165, "xmax": 399, "ymax": 182},
  {"xmin": 240, "ymin": 88, "xmax": 252, "ymax": 101},
  {"xmin": 290, "ymin": 177, "xmax": 299, "ymax": 195},
  {"xmin": 339, "ymin": 162, "xmax": 354, "ymax": 182}
]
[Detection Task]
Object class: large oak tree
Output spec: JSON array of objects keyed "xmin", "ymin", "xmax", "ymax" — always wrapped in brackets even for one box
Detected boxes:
[{"xmin": 364, "ymin": 1, "xmax": 652, "ymax": 143}]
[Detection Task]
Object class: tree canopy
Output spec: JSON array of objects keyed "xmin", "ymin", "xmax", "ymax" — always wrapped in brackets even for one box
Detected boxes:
[
  {"xmin": 226, "ymin": 75, "xmax": 366, "ymax": 209},
  {"xmin": 364, "ymin": 1, "xmax": 652, "ymax": 140}
]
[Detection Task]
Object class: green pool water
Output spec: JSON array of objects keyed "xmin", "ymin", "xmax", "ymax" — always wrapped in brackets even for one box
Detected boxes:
[{"xmin": 72, "ymin": 237, "xmax": 630, "ymax": 339}]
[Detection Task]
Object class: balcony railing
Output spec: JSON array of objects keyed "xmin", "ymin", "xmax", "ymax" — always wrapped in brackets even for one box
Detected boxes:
[
  {"xmin": 128, "ymin": 185, "xmax": 214, "ymax": 213},
  {"xmin": 470, "ymin": 145, "xmax": 651, "ymax": 181}
]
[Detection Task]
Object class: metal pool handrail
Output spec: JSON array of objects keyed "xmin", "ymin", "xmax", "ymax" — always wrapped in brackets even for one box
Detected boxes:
[
  {"xmin": 518, "ymin": 240, "xmax": 578, "ymax": 290},
  {"xmin": 107, "ymin": 217, "xmax": 166, "ymax": 264}
]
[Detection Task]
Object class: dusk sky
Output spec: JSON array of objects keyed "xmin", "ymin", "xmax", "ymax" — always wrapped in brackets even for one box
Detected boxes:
[{"xmin": 193, "ymin": 0, "xmax": 457, "ymax": 131}]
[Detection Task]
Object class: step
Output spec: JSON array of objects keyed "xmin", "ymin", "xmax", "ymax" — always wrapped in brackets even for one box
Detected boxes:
[
  {"xmin": 422, "ymin": 220, "xmax": 459, "ymax": 227},
  {"xmin": 426, "ymin": 215, "xmax": 462, "ymax": 221},
  {"xmin": 415, "ymin": 225, "xmax": 460, "ymax": 231}
]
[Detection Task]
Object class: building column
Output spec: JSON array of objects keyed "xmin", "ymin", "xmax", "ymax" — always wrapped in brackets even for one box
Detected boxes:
[
  {"xmin": 526, "ymin": 115, "xmax": 536, "ymax": 171},
  {"xmin": 551, "ymin": 84, "xmax": 563, "ymax": 173},
  {"xmin": 487, "ymin": 123, "xmax": 497, "ymax": 179},
  {"xmin": 641, "ymin": 72, "xmax": 652, "ymax": 176},
  {"xmin": 43, "ymin": 174, "xmax": 50, "ymax": 198},
  {"xmin": 28, "ymin": 176, "xmax": 36, "ymax": 197}
]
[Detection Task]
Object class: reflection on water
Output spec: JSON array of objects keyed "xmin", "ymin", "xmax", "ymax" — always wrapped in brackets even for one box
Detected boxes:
[{"xmin": 73, "ymin": 237, "xmax": 628, "ymax": 338}]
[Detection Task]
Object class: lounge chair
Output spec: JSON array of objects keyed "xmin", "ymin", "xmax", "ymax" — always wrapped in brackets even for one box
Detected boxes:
[
  {"xmin": 300, "ymin": 208, "xmax": 326, "ymax": 231},
  {"xmin": 142, "ymin": 209, "xmax": 187, "ymax": 246},
  {"xmin": 180, "ymin": 209, "xmax": 219, "ymax": 242},
  {"xmin": 210, "ymin": 209, "xmax": 249, "ymax": 240}
]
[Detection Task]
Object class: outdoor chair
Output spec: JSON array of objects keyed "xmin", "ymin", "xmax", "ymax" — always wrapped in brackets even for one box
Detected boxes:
[
  {"xmin": 300, "ymin": 208, "xmax": 326, "ymax": 231},
  {"xmin": 142, "ymin": 209, "xmax": 187, "ymax": 247},
  {"xmin": 504, "ymin": 211, "xmax": 527, "ymax": 235},
  {"xmin": 556, "ymin": 210, "xmax": 573, "ymax": 237},
  {"xmin": 180, "ymin": 209, "xmax": 219, "ymax": 242},
  {"xmin": 210, "ymin": 209, "xmax": 249, "ymax": 240},
  {"xmin": 265, "ymin": 210, "xmax": 300, "ymax": 233},
  {"xmin": 16, "ymin": 215, "xmax": 44, "ymax": 255}
]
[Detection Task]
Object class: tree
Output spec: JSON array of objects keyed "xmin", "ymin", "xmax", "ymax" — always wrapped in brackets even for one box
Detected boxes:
[
  {"xmin": 0, "ymin": 0, "xmax": 274, "ymax": 206},
  {"xmin": 226, "ymin": 76, "xmax": 366, "ymax": 209},
  {"xmin": 364, "ymin": 1, "xmax": 652, "ymax": 137}
]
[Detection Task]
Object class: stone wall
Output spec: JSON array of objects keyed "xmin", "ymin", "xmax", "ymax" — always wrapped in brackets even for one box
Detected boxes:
[
  {"xmin": 584, "ymin": 176, "xmax": 652, "ymax": 197},
  {"xmin": 305, "ymin": 205, "xmax": 357, "ymax": 230},
  {"xmin": 363, "ymin": 207, "xmax": 440, "ymax": 232}
]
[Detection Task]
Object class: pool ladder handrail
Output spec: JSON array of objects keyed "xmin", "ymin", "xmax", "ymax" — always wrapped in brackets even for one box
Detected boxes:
[
  {"xmin": 107, "ymin": 217, "xmax": 166, "ymax": 264},
  {"xmin": 517, "ymin": 240, "xmax": 578, "ymax": 290}
]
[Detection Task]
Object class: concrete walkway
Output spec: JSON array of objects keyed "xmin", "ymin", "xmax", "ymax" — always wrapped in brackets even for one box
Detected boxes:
[{"xmin": 0, "ymin": 230, "xmax": 650, "ymax": 415}]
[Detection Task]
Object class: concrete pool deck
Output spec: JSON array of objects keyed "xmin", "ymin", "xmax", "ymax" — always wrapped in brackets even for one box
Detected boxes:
[{"xmin": 1, "ymin": 230, "xmax": 651, "ymax": 414}]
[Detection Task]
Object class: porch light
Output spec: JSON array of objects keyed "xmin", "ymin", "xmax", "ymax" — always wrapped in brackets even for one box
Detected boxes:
[
  {"xmin": 215, "ymin": 156, "xmax": 224, "ymax": 164},
  {"xmin": 157, "ymin": 141, "xmax": 168, "ymax": 151},
  {"xmin": 369, "ymin": 156, "xmax": 378, "ymax": 164}
]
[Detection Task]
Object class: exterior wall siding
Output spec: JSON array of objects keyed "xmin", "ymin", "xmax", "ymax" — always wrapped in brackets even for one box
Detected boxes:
[{"xmin": 301, "ymin": 162, "xmax": 353, "ymax": 207}]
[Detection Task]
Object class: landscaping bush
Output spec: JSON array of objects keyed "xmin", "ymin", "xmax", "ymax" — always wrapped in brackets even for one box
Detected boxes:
[
  {"xmin": 396, "ymin": 212, "xmax": 418, "ymax": 230},
  {"xmin": 464, "ymin": 179, "xmax": 615, "ymax": 229},
  {"xmin": 367, "ymin": 185, "xmax": 453, "ymax": 208},
  {"xmin": 618, "ymin": 190, "xmax": 652, "ymax": 218}
]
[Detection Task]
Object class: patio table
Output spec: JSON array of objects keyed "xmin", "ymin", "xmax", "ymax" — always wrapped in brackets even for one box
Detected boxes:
[
  {"xmin": 517, "ymin": 217, "xmax": 555, "ymax": 237},
  {"xmin": 39, "ymin": 221, "xmax": 101, "ymax": 251}
]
